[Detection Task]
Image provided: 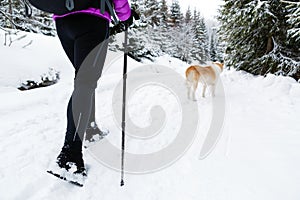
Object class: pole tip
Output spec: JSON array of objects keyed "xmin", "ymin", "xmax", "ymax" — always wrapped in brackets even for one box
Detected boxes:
[{"xmin": 120, "ymin": 180, "xmax": 124, "ymax": 186}]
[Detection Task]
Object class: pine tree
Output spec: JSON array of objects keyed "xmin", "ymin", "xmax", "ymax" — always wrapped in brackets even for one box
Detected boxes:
[
  {"xmin": 215, "ymin": 33, "xmax": 226, "ymax": 62},
  {"xmin": 144, "ymin": 0, "xmax": 160, "ymax": 26},
  {"xmin": 0, "ymin": 0, "xmax": 55, "ymax": 35},
  {"xmin": 199, "ymin": 17, "xmax": 210, "ymax": 62},
  {"xmin": 285, "ymin": 1, "xmax": 300, "ymax": 42},
  {"xmin": 185, "ymin": 6, "xmax": 192, "ymax": 23},
  {"xmin": 162, "ymin": 0, "xmax": 183, "ymax": 58},
  {"xmin": 170, "ymin": 19, "xmax": 195, "ymax": 62},
  {"xmin": 157, "ymin": 0, "xmax": 170, "ymax": 52},
  {"xmin": 160, "ymin": 0, "xmax": 169, "ymax": 23},
  {"xmin": 181, "ymin": 7, "xmax": 195, "ymax": 62},
  {"xmin": 169, "ymin": 0, "xmax": 183, "ymax": 27},
  {"xmin": 210, "ymin": 34, "xmax": 217, "ymax": 61},
  {"xmin": 126, "ymin": 0, "xmax": 163, "ymax": 60},
  {"xmin": 126, "ymin": 0, "xmax": 150, "ymax": 60},
  {"xmin": 191, "ymin": 10, "xmax": 209, "ymax": 64},
  {"xmin": 219, "ymin": 0, "xmax": 300, "ymax": 80}
]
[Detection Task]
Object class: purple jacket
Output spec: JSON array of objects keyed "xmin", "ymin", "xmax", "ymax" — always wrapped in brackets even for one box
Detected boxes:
[{"xmin": 53, "ymin": 0, "xmax": 131, "ymax": 22}]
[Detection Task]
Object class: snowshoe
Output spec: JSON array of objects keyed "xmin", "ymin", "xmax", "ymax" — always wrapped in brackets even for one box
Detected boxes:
[
  {"xmin": 84, "ymin": 122, "xmax": 109, "ymax": 148},
  {"xmin": 48, "ymin": 145, "xmax": 87, "ymax": 186},
  {"xmin": 47, "ymin": 162, "xmax": 87, "ymax": 187}
]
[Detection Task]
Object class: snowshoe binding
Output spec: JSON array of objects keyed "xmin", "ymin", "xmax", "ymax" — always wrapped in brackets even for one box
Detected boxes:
[
  {"xmin": 84, "ymin": 122, "xmax": 109, "ymax": 148},
  {"xmin": 47, "ymin": 145, "xmax": 87, "ymax": 187}
]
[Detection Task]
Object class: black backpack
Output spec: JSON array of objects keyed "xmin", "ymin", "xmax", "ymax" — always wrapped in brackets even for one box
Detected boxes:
[{"xmin": 23, "ymin": 0, "xmax": 118, "ymax": 22}]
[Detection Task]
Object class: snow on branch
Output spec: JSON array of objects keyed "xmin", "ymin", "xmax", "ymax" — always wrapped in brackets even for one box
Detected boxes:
[{"xmin": 280, "ymin": 0, "xmax": 300, "ymax": 5}]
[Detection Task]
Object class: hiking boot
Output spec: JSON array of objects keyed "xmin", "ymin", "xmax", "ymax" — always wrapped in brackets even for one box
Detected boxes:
[
  {"xmin": 71, "ymin": 152, "xmax": 85, "ymax": 172},
  {"xmin": 85, "ymin": 122, "xmax": 108, "ymax": 143},
  {"xmin": 56, "ymin": 143, "xmax": 85, "ymax": 172},
  {"xmin": 56, "ymin": 145, "xmax": 72, "ymax": 170}
]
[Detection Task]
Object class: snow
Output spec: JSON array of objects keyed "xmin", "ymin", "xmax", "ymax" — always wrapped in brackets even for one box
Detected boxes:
[{"xmin": 1, "ymin": 30, "xmax": 300, "ymax": 200}]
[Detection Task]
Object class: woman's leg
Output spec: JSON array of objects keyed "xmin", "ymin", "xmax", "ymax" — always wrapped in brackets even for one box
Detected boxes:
[
  {"xmin": 55, "ymin": 17, "xmax": 77, "ymax": 148},
  {"xmin": 85, "ymin": 93, "xmax": 107, "ymax": 143},
  {"xmin": 55, "ymin": 14, "xmax": 109, "ymax": 170},
  {"xmin": 88, "ymin": 94, "xmax": 96, "ymax": 125},
  {"xmin": 71, "ymin": 20, "xmax": 109, "ymax": 147}
]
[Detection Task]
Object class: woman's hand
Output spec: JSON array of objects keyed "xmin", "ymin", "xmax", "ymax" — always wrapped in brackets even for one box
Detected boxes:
[{"xmin": 110, "ymin": 9, "xmax": 140, "ymax": 35}]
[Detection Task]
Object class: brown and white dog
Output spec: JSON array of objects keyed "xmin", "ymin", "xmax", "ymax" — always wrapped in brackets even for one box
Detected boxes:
[{"xmin": 185, "ymin": 62, "xmax": 224, "ymax": 100}]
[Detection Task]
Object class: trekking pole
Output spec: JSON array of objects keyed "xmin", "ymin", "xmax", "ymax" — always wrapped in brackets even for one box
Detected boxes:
[
  {"xmin": 118, "ymin": 9, "xmax": 140, "ymax": 186},
  {"xmin": 120, "ymin": 27, "xmax": 128, "ymax": 187}
]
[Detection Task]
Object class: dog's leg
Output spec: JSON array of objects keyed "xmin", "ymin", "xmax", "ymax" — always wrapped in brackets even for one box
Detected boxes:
[
  {"xmin": 202, "ymin": 84, "xmax": 207, "ymax": 98},
  {"xmin": 192, "ymin": 89, "xmax": 196, "ymax": 101},
  {"xmin": 192, "ymin": 81, "xmax": 198, "ymax": 101},
  {"xmin": 187, "ymin": 86, "xmax": 191, "ymax": 100},
  {"xmin": 186, "ymin": 80, "xmax": 191, "ymax": 100},
  {"xmin": 211, "ymin": 84, "xmax": 216, "ymax": 97}
]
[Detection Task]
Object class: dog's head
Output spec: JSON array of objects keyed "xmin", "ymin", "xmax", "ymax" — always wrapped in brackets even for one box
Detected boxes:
[{"xmin": 212, "ymin": 62, "xmax": 224, "ymax": 72}]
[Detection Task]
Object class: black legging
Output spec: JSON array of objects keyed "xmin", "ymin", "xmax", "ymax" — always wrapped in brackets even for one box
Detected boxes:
[{"xmin": 55, "ymin": 14, "xmax": 109, "ymax": 152}]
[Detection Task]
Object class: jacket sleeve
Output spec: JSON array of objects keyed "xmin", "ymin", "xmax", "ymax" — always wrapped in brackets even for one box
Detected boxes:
[{"xmin": 112, "ymin": 0, "xmax": 131, "ymax": 21}]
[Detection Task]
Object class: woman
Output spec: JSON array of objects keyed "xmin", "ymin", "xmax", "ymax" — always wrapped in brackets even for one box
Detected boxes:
[{"xmin": 53, "ymin": 1, "xmax": 132, "ymax": 176}]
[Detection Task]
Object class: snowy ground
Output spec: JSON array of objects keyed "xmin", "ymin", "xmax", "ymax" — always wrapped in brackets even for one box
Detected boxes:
[{"xmin": 1, "ymin": 30, "xmax": 300, "ymax": 200}]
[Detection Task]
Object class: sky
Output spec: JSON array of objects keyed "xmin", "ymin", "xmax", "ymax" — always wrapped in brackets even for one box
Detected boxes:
[{"xmin": 167, "ymin": 0, "xmax": 224, "ymax": 19}]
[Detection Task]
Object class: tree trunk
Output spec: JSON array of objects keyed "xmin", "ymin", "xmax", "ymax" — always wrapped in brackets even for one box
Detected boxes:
[
  {"xmin": 8, "ymin": 0, "xmax": 13, "ymax": 28},
  {"xmin": 265, "ymin": 36, "xmax": 274, "ymax": 54}
]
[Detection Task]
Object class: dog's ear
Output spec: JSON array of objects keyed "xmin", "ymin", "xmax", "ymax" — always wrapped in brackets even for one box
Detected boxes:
[
  {"xmin": 220, "ymin": 63, "xmax": 224, "ymax": 71},
  {"xmin": 213, "ymin": 62, "xmax": 224, "ymax": 71}
]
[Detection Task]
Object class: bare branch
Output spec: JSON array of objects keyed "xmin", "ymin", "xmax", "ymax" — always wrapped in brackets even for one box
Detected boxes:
[{"xmin": 0, "ymin": 10, "xmax": 18, "ymax": 28}]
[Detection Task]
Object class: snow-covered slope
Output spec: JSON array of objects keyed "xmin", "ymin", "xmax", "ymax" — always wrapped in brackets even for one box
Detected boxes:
[{"xmin": 0, "ymin": 30, "xmax": 300, "ymax": 200}]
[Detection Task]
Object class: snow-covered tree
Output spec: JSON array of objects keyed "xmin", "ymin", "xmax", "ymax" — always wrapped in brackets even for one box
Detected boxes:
[
  {"xmin": 112, "ymin": 0, "xmax": 210, "ymax": 64},
  {"xmin": 167, "ymin": 20, "xmax": 194, "ymax": 62},
  {"xmin": 158, "ymin": 0, "xmax": 180, "ymax": 57},
  {"xmin": 144, "ymin": 0, "xmax": 160, "ymax": 26},
  {"xmin": 185, "ymin": 6, "xmax": 192, "ymax": 23},
  {"xmin": 126, "ymin": 0, "xmax": 164, "ymax": 60},
  {"xmin": 169, "ymin": 0, "xmax": 183, "ymax": 27},
  {"xmin": 0, "ymin": 0, "xmax": 55, "ymax": 35},
  {"xmin": 157, "ymin": 0, "xmax": 170, "ymax": 51},
  {"xmin": 210, "ymin": 34, "xmax": 217, "ymax": 61},
  {"xmin": 219, "ymin": 0, "xmax": 300, "ymax": 80},
  {"xmin": 126, "ymin": 0, "xmax": 149, "ymax": 60},
  {"xmin": 284, "ymin": 1, "xmax": 300, "ymax": 42},
  {"xmin": 181, "ymin": 7, "xmax": 194, "ymax": 62},
  {"xmin": 191, "ymin": 10, "xmax": 209, "ymax": 63},
  {"xmin": 209, "ymin": 26, "xmax": 225, "ymax": 62},
  {"xmin": 160, "ymin": 0, "xmax": 169, "ymax": 23}
]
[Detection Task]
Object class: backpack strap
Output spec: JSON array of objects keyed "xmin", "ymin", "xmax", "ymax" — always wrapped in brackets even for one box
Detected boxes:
[{"xmin": 100, "ymin": 0, "xmax": 118, "ymax": 24}]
